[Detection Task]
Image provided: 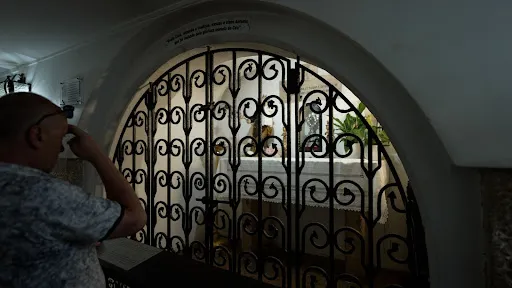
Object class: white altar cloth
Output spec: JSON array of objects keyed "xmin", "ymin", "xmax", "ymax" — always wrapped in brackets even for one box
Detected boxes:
[{"xmin": 216, "ymin": 157, "xmax": 389, "ymax": 224}]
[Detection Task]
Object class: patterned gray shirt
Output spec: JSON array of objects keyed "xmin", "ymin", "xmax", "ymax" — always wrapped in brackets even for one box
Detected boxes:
[{"xmin": 0, "ymin": 162, "xmax": 123, "ymax": 287}]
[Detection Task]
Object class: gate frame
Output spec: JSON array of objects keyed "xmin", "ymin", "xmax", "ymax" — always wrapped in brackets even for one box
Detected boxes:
[{"xmin": 111, "ymin": 47, "xmax": 422, "ymax": 287}]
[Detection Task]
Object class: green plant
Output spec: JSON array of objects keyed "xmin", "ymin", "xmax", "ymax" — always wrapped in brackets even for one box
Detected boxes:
[
  {"xmin": 333, "ymin": 102, "xmax": 391, "ymax": 149},
  {"xmin": 333, "ymin": 102, "xmax": 368, "ymax": 149},
  {"xmin": 373, "ymin": 126, "xmax": 390, "ymax": 146}
]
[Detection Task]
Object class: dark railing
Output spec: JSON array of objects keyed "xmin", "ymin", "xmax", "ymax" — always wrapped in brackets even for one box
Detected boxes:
[{"xmin": 99, "ymin": 238, "xmax": 276, "ymax": 288}]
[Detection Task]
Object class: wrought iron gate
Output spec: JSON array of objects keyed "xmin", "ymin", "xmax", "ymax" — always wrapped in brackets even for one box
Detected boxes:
[{"xmin": 112, "ymin": 48, "xmax": 429, "ymax": 287}]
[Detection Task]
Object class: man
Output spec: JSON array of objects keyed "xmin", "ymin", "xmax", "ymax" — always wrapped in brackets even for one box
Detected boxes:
[{"xmin": 0, "ymin": 92, "xmax": 146, "ymax": 287}]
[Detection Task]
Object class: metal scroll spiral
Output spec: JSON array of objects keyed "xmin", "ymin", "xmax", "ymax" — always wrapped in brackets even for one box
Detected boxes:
[
  {"xmin": 238, "ymin": 212, "xmax": 258, "ymax": 236},
  {"xmin": 168, "ymin": 138, "xmax": 186, "ymax": 165},
  {"xmin": 212, "ymin": 64, "xmax": 232, "ymax": 86},
  {"xmin": 190, "ymin": 240, "xmax": 207, "ymax": 261},
  {"xmin": 155, "ymin": 107, "xmax": 170, "ymax": 125},
  {"xmin": 212, "ymin": 208, "xmax": 231, "ymax": 233},
  {"xmin": 190, "ymin": 138, "xmax": 207, "ymax": 163},
  {"xmin": 122, "ymin": 167, "xmax": 146, "ymax": 185},
  {"xmin": 133, "ymin": 227, "xmax": 147, "ymax": 244},
  {"xmin": 262, "ymin": 216, "xmax": 285, "ymax": 247},
  {"xmin": 212, "ymin": 245, "xmax": 232, "ymax": 268},
  {"xmin": 239, "ymin": 175, "xmax": 258, "ymax": 197},
  {"xmin": 302, "ymin": 267, "xmax": 329, "ymax": 288},
  {"xmin": 154, "ymin": 231, "xmax": 168, "ymax": 250},
  {"xmin": 261, "ymin": 176, "xmax": 284, "ymax": 201},
  {"xmin": 238, "ymin": 58, "xmax": 259, "ymax": 81},
  {"xmin": 212, "ymin": 172, "xmax": 230, "ymax": 197},
  {"xmin": 154, "ymin": 200, "xmax": 170, "ymax": 250},
  {"xmin": 169, "ymin": 106, "xmax": 185, "ymax": 126},
  {"xmin": 190, "ymin": 206, "xmax": 206, "ymax": 243},
  {"xmin": 169, "ymin": 73, "xmax": 185, "ymax": 93},
  {"xmin": 169, "ymin": 203, "xmax": 186, "ymax": 254},
  {"xmin": 155, "ymin": 78, "xmax": 170, "ymax": 97},
  {"xmin": 333, "ymin": 180, "xmax": 365, "ymax": 208},
  {"xmin": 190, "ymin": 103, "xmax": 207, "ymax": 123},
  {"xmin": 334, "ymin": 227, "xmax": 366, "ymax": 258},
  {"xmin": 302, "ymin": 223, "xmax": 330, "ymax": 251},
  {"xmin": 238, "ymin": 252, "xmax": 258, "ymax": 275},
  {"xmin": 261, "ymin": 57, "xmax": 287, "ymax": 82},
  {"xmin": 122, "ymin": 139, "xmax": 146, "ymax": 157},
  {"xmin": 300, "ymin": 178, "xmax": 329, "ymax": 214},
  {"xmin": 126, "ymin": 110, "xmax": 147, "ymax": 128},
  {"xmin": 212, "ymin": 137, "xmax": 230, "ymax": 158},
  {"xmin": 190, "ymin": 69, "xmax": 207, "ymax": 90},
  {"xmin": 376, "ymin": 234, "xmax": 410, "ymax": 268},
  {"xmin": 262, "ymin": 256, "xmax": 285, "ymax": 286},
  {"xmin": 191, "ymin": 172, "xmax": 206, "ymax": 196},
  {"xmin": 212, "ymin": 101, "xmax": 230, "ymax": 121},
  {"xmin": 262, "ymin": 94, "xmax": 285, "ymax": 130}
]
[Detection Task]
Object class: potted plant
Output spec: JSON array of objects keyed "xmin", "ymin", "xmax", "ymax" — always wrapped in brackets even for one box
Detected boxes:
[
  {"xmin": 333, "ymin": 102, "xmax": 391, "ymax": 158},
  {"xmin": 333, "ymin": 102, "xmax": 367, "ymax": 158}
]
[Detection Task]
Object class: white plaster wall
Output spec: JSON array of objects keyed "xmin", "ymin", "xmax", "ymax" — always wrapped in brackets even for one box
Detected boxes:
[
  {"xmin": 2, "ymin": 27, "xmax": 145, "ymax": 158},
  {"xmin": 269, "ymin": 0, "xmax": 511, "ymax": 168},
  {"xmin": 4, "ymin": 0, "xmax": 509, "ymax": 167}
]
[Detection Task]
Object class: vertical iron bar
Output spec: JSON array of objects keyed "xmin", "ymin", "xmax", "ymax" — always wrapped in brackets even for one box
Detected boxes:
[
  {"xmin": 210, "ymin": 48, "xmax": 216, "ymax": 266},
  {"xmin": 167, "ymin": 73, "xmax": 172, "ymax": 252},
  {"xmin": 231, "ymin": 50, "xmax": 238, "ymax": 273},
  {"xmin": 148, "ymin": 84, "xmax": 155, "ymax": 247},
  {"xmin": 257, "ymin": 52, "xmax": 263, "ymax": 282},
  {"xmin": 293, "ymin": 60, "xmax": 304, "ymax": 287},
  {"xmin": 184, "ymin": 62, "xmax": 191, "ymax": 257},
  {"xmin": 328, "ymin": 86, "xmax": 335, "ymax": 288},
  {"xmin": 131, "ymin": 115, "xmax": 136, "ymax": 192},
  {"xmin": 131, "ymin": 112, "xmax": 137, "ymax": 241},
  {"xmin": 207, "ymin": 47, "xmax": 214, "ymax": 265},
  {"xmin": 293, "ymin": 61, "xmax": 301, "ymax": 288},
  {"xmin": 367, "ymin": 131, "xmax": 375, "ymax": 288}
]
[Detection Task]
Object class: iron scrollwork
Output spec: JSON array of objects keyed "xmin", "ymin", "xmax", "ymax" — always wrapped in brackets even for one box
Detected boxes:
[{"xmin": 112, "ymin": 48, "xmax": 428, "ymax": 287}]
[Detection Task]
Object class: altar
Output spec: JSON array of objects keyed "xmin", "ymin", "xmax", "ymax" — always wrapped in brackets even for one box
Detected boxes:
[
  {"xmin": 214, "ymin": 156, "xmax": 390, "ymax": 262},
  {"xmin": 216, "ymin": 156, "xmax": 390, "ymax": 224}
]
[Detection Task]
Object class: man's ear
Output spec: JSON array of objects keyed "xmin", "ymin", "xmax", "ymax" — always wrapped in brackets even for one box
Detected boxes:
[{"xmin": 26, "ymin": 126, "xmax": 44, "ymax": 149}]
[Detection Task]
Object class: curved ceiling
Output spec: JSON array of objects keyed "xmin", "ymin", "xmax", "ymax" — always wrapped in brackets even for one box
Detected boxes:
[{"xmin": 0, "ymin": 0, "xmax": 203, "ymax": 74}]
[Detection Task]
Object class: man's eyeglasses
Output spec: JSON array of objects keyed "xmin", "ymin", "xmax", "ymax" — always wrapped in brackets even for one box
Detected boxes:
[
  {"xmin": 32, "ymin": 105, "xmax": 75, "ymax": 126},
  {"xmin": 25, "ymin": 105, "xmax": 74, "ymax": 152}
]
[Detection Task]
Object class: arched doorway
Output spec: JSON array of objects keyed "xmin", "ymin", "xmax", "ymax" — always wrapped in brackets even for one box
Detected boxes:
[{"xmin": 110, "ymin": 46, "xmax": 429, "ymax": 287}]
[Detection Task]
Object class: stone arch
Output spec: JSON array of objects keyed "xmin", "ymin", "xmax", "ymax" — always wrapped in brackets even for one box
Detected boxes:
[{"xmin": 79, "ymin": 1, "xmax": 483, "ymax": 288}]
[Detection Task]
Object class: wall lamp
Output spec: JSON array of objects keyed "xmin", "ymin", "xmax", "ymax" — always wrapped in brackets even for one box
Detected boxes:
[{"xmin": 1, "ymin": 73, "xmax": 32, "ymax": 95}]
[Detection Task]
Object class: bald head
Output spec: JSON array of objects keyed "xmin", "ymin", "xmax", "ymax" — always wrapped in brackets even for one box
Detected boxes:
[
  {"xmin": 0, "ymin": 92, "xmax": 60, "ymax": 142},
  {"xmin": 0, "ymin": 92, "xmax": 68, "ymax": 172}
]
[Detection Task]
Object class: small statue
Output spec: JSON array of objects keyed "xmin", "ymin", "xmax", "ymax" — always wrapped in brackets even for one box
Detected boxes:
[{"xmin": 261, "ymin": 125, "xmax": 274, "ymax": 149}]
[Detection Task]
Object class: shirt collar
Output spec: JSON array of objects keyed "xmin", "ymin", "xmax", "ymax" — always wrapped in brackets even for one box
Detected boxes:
[{"xmin": 0, "ymin": 162, "xmax": 48, "ymax": 178}]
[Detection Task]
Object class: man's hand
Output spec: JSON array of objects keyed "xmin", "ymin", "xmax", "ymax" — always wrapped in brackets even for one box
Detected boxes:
[{"xmin": 66, "ymin": 125, "xmax": 102, "ymax": 162}]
